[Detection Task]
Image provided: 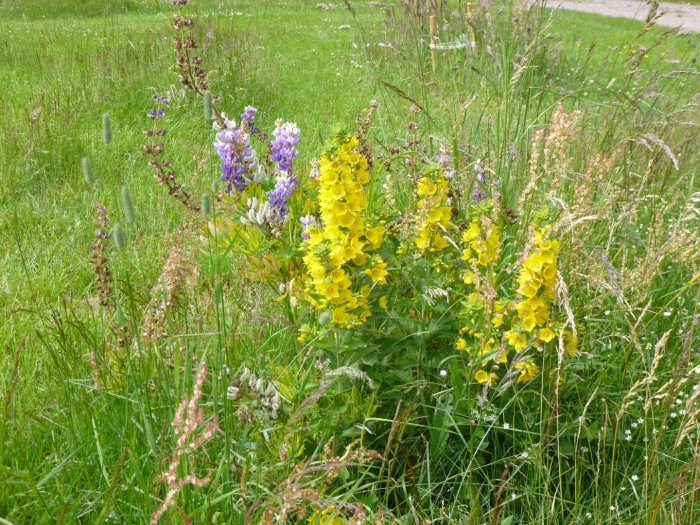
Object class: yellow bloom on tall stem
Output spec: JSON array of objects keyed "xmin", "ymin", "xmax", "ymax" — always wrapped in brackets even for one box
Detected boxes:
[
  {"xmin": 301, "ymin": 135, "xmax": 386, "ymax": 328},
  {"xmin": 414, "ymin": 173, "xmax": 452, "ymax": 252}
]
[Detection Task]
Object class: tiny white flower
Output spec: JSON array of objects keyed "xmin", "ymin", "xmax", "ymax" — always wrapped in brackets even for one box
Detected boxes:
[
  {"xmin": 631, "ymin": 474, "xmax": 639, "ymax": 482},
  {"xmin": 504, "ymin": 422, "xmax": 510, "ymax": 430},
  {"xmin": 439, "ymin": 369, "xmax": 447, "ymax": 377}
]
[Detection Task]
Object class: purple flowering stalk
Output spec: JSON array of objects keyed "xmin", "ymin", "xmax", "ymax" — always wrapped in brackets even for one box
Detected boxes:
[
  {"xmin": 269, "ymin": 119, "xmax": 300, "ymax": 173},
  {"xmin": 213, "ymin": 114, "xmax": 259, "ymax": 193},
  {"xmin": 436, "ymin": 144, "xmax": 455, "ymax": 180},
  {"xmin": 266, "ymin": 172, "xmax": 298, "ymax": 222},
  {"xmin": 240, "ymin": 105, "xmax": 258, "ymax": 133},
  {"xmin": 472, "ymin": 161, "xmax": 487, "ymax": 202},
  {"xmin": 148, "ymin": 94, "xmax": 168, "ymax": 120}
]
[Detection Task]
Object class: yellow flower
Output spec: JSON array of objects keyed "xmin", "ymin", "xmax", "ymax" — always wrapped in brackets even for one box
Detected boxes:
[
  {"xmin": 462, "ymin": 221, "xmax": 480, "ymax": 243},
  {"xmin": 506, "ymin": 330, "xmax": 528, "ymax": 352},
  {"xmin": 456, "ymin": 337, "xmax": 468, "ymax": 351},
  {"xmin": 564, "ymin": 329, "xmax": 578, "ymax": 356},
  {"xmin": 416, "ymin": 177, "xmax": 436, "ymax": 196},
  {"xmin": 538, "ymin": 327, "xmax": 555, "ymax": 343},
  {"xmin": 462, "ymin": 269, "xmax": 475, "ymax": 285},
  {"xmin": 515, "ymin": 360, "xmax": 540, "ymax": 383},
  {"xmin": 365, "ymin": 259, "xmax": 388, "ymax": 284},
  {"xmin": 332, "ymin": 307, "xmax": 351, "ymax": 326},
  {"xmin": 474, "ymin": 369, "xmax": 494, "ymax": 385},
  {"xmin": 364, "ymin": 224, "xmax": 384, "ymax": 249},
  {"xmin": 309, "ymin": 508, "xmax": 344, "ymax": 525},
  {"xmin": 378, "ymin": 295, "xmax": 388, "ymax": 309}
]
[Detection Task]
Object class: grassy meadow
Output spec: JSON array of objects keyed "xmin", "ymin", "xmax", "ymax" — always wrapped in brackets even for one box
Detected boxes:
[{"xmin": 1, "ymin": 0, "xmax": 699, "ymax": 523}]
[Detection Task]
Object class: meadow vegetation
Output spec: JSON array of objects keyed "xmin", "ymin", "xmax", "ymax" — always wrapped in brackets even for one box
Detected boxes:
[{"xmin": 1, "ymin": 0, "xmax": 699, "ymax": 523}]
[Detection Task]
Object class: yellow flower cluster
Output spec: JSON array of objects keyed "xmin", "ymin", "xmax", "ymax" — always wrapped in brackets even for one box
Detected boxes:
[
  {"xmin": 460, "ymin": 217, "xmax": 501, "ymax": 285},
  {"xmin": 503, "ymin": 226, "xmax": 563, "ymax": 382},
  {"xmin": 415, "ymin": 173, "xmax": 452, "ymax": 251},
  {"xmin": 468, "ymin": 226, "xmax": 575, "ymax": 386},
  {"xmin": 302, "ymin": 136, "xmax": 386, "ymax": 328}
]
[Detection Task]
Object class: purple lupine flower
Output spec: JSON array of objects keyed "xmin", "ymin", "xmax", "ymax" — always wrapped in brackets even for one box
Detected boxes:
[
  {"xmin": 240, "ymin": 105, "xmax": 258, "ymax": 132},
  {"xmin": 147, "ymin": 108, "xmax": 165, "ymax": 119},
  {"xmin": 472, "ymin": 162, "xmax": 487, "ymax": 202},
  {"xmin": 152, "ymin": 94, "xmax": 169, "ymax": 105},
  {"xmin": 147, "ymin": 94, "xmax": 168, "ymax": 119},
  {"xmin": 300, "ymin": 213, "xmax": 317, "ymax": 239},
  {"xmin": 269, "ymin": 119, "xmax": 300, "ymax": 172},
  {"xmin": 308, "ymin": 159, "xmax": 319, "ymax": 179},
  {"xmin": 266, "ymin": 172, "xmax": 298, "ymax": 221},
  {"xmin": 214, "ymin": 115, "xmax": 255, "ymax": 193},
  {"xmin": 436, "ymin": 144, "xmax": 455, "ymax": 180}
]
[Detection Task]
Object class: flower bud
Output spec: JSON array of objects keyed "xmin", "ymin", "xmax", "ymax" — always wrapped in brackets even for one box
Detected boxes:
[
  {"xmin": 112, "ymin": 223, "xmax": 125, "ymax": 250},
  {"xmin": 203, "ymin": 90, "xmax": 213, "ymax": 121},
  {"xmin": 201, "ymin": 192, "xmax": 212, "ymax": 214},
  {"xmin": 81, "ymin": 157, "xmax": 93, "ymax": 184},
  {"xmin": 115, "ymin": 301, "xmax": 126, "ymax": 327},
  {"xmin": 121, "ymin": 185, "xmax": 135, "ymax": 224},
  {"xmin": 102, "ymin": 113, "xmax": 112, "ymax": 144}
]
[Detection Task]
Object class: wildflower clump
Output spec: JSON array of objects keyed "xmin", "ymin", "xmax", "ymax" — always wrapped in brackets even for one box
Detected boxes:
[{"xmin": 301, "ymin": 134, "xmax": 386, "ymax": 328}]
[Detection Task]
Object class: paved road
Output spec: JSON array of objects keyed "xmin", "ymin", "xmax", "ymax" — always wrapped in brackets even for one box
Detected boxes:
[{"xmin": 544, "ymin": 1, "xmax": 700, "ymax": 33}]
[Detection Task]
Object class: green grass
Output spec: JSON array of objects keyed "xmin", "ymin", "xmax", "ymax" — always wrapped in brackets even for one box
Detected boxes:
[{"xmin": 1, "ymin": 0, "xmax": 699, "ymax": 523}]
